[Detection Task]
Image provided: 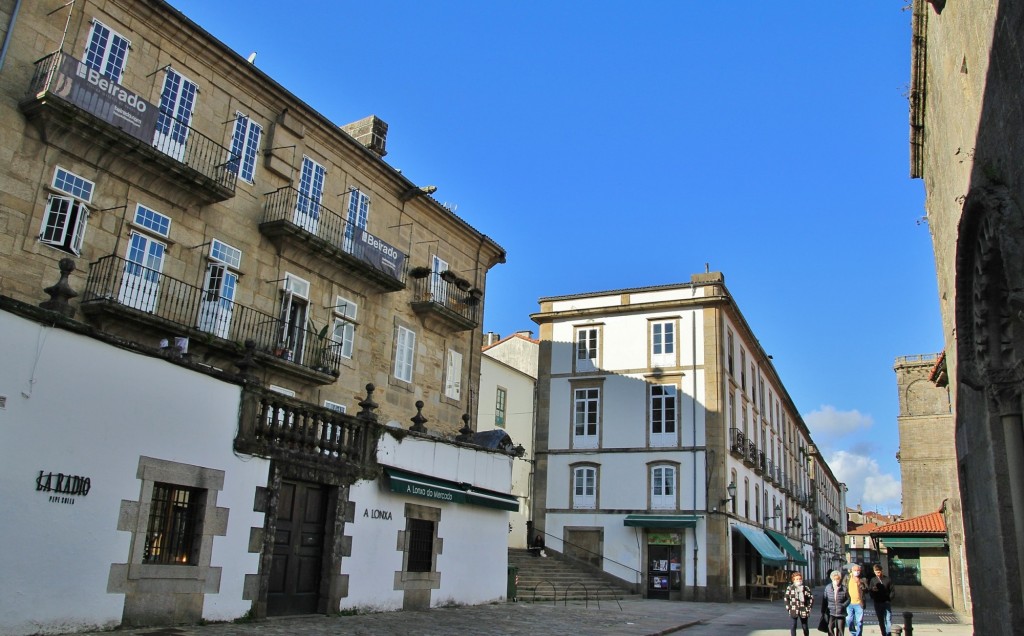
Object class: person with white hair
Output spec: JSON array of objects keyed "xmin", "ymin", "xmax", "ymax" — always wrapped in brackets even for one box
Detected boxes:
[{"xmin": 821, "ymin": 569, "xmax": 850, "ymax": 636}]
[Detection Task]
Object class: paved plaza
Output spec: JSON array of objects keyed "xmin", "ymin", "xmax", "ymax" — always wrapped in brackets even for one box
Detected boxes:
[{"xmin": 66, "ymin": 600, "xmax": 971, "ymax": 636}]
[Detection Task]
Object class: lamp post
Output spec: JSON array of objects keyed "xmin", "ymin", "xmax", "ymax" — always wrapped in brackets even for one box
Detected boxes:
[{"xmin": 720, "ymin": 480, "xmax": 738, "ymax": 510}]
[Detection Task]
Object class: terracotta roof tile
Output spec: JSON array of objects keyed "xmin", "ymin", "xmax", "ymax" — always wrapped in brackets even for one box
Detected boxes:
[{"xmin": 872, "ymin": 511, "xmax": 945, "ymax": 535}]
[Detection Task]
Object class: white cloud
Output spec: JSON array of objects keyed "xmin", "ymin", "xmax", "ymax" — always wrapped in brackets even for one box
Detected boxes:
[
  {"xmin": 828, "ymin": 450, "xmax": 902, "ymax": 513},
  {"xmin": 804, "ymin": 405, "xmax": 874, "ymax": 438}
]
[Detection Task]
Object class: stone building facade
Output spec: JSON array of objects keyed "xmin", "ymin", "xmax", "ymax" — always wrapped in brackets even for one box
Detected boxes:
[
  {"xmin": 893, "ymin": 354, "xmax": 955, "ymax": 519},
  {"xmin": 0, "ymin": 0, "xmax": 511, "ymax": 632},
  {"xmin": 908, "ymin": 0, "xmax": 1023, "ymax": 628}
]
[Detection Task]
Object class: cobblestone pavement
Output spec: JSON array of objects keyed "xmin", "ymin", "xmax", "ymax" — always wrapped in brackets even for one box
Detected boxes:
[{"xmin": 65, "ymin": 601, "xmax": 972, "ymax": 636}]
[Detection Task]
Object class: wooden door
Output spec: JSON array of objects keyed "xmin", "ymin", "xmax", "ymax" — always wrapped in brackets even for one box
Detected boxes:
[{"xmin": 267, "ymin": 480, "xmax": 327, "ymax": 615}]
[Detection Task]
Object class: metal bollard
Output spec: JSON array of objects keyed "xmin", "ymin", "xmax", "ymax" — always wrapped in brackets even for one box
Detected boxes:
[
  {"xmin": 903, "ymin": 611, "xmax": 914, "ymax": 636},
  {"xmin": 892, "ymin": 627, "xmax": 902, "ymax": 636}
]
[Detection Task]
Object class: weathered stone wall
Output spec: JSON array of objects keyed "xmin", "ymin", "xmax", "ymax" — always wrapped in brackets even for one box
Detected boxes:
[
  {"xmin": 913, "ymin": 0, "xmax": 1024, "ymax": 626},
  {"xmin": 893, "ymin": 356, "xmax": 955, "ymax": 519}
]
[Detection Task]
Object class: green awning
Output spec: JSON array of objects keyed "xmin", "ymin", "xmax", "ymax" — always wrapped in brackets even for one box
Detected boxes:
[
  {"xmin": 624, "ymin": 514, "xmax": 700, "ymax": 528},
  {"xmin": 878, "ymin": 536, "xmax": 946, "ymax": 548},
  {"xmin": 383, "ymin": 467, "xmax": 519, "ymax": 512},
  {"xmin": 734, "ymin": 525, "xmax": 788, "ymax": 567},
  {"xmin": 766, "ymin": 529, "xmax": 809, "ymax": 565}
]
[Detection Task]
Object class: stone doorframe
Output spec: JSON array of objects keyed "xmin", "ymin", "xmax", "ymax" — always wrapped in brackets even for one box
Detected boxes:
[{"xmin": 954, "ymin": 184, "xmax": 1024, "ymax": 624}]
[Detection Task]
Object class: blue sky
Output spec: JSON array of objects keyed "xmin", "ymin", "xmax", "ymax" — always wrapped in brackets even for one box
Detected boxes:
[{"xmin": 167, "ymin": 1, "xmax": 941, "ymax": 515}]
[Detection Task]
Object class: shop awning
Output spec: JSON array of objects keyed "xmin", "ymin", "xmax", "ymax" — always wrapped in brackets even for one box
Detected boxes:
[
  {"xmin": 877, "ymin": 536, "xmax": 946, "ymax": 548},
  {"xmin": 734, "ymin": 525, "xmax": 788, "ymax": 567},
  {"xmin": 766, "ymin": 529, "xmax": 809, "ymax": 565},
  {"xmin": 383, "ymin": 467, "xmax": 519, "ymax": 512},
  {"xmin": 623, "ymin": 514, "xmax": 700, "ymax": 528}
]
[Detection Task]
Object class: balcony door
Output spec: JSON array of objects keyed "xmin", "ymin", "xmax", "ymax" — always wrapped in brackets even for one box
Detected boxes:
[
  {"xmin": 343, "ymin": 189, "xmax": 369, "ymax": 253},
  {"xmin": 294, "ymin": 157, "xmax": 325, "ymax": 235},
  {"xmin": 153, "ymin": 68, "xmax": 197, "ymax": 162},
  {"xmin": 197, "ymin": 264, "xmax": 237, "ymax": 339},
  {"xmin": 430, "ymin": 255, "xmax": 449, "ymax": 304},
  {"xmin": 118, "ymin": 231, "xmax": 165, "ymax": 312}
]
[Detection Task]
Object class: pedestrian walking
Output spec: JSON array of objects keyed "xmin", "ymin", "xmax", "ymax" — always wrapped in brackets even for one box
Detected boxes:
[
  {"xmin": 844, "ymin": 563, "xmax": 869, "ymax": 636},
  {"xmin": 784, "ymin": 572, "xmax": 814, "ymax": 636},
  {"xmin": 822, "ymin": 569, "xmax": 850, "ymax": 636},
  {"xmin": 868, "ymin": 564, "xmax": 895, "ymax": 636}
]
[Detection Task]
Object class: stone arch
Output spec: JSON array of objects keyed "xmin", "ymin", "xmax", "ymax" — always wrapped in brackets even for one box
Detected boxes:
[{"xmin": 953, "ymin": 184, "xmax": 1024, "ymax": 620}]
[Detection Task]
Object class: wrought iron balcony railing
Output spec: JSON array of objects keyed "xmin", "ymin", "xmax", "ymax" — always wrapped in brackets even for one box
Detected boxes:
[
  {"xmin": 730, "ymin": 428, "xmax": 746, "ymax": 456},
  {"xmin": 261, "ymin": 186, "xmax": 407, "ymax": 289},
  {"xmin": 409, "ymin": 273, "xmax": 479, "ymax": 330},
  {"xmin": 23, "ymin": 51, "xmax": 237, "ymax": 200},
  {"xmin": 81, "ymin": 254, "xmax": 343, "ymax": 376}
]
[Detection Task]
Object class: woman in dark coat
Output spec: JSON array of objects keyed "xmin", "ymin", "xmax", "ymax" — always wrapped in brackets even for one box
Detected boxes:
[
  {"xmin": 822, "ymin": 570, "xmax": 850, "ymax": 636},
  {"xmin": 784, "ymin": 571, "xmax": 814, "ymax": 636}
]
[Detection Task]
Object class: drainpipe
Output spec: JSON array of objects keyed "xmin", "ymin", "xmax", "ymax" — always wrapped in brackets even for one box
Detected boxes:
[
  {"xmin": 0, "ymin": 0, "xmax": 24, "ymax": 72},
  {"xmin": 691, "ymin": 303, "xmax": 699, "ymax": 600}
]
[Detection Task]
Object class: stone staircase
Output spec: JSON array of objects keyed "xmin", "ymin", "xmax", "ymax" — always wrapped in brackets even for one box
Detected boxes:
[{"xmin": 508, "ymin": 548, "xmax": 639, "ymax": 604}]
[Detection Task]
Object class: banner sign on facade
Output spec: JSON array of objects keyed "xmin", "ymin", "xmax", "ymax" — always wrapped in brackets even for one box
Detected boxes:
[
  {"xmin": 50, "ymin": 54, "xmax": 159, "ymax": 144},
  {"xmin": 351, "ymin": 227, "xmax": 407, "ymax": 277}
]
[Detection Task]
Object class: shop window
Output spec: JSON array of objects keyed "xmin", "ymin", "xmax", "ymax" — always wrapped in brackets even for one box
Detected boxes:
[{"xmin": 888, "ymin": 549, "xmax": 922, "ymax": 586}]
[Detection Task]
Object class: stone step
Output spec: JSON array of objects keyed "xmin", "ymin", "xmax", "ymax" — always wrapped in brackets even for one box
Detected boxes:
[{"xmin": 507, "ymin": 548, "xmax": 635, "ymax": 603}]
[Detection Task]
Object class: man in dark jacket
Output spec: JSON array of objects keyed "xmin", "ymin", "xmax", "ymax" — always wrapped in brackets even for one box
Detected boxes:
[{"xmin": 868, "ymin": 564, "xmax": 895, "ymax": 636}]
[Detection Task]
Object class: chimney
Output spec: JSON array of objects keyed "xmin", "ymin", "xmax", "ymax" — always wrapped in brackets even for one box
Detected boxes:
[
  {"xmin": 483, "ymin": 332, "xmax": 501, "ymax": 346},
  {"xmin": 515, "ymin": 330, "xmax": 534, "ymax": 339},
  {"xmin": 341, "ymin": 115, "xmax": 388, "ymax": 158}
]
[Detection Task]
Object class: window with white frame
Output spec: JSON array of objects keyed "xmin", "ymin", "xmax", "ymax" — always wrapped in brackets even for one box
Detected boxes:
[
  {"xmin": 277, "ymin": 274, "xmax": 310, "ymax": 359},
  {"xmin": 324, "ymin": 400, "xmax": 346, "ymax": 413},
  {"xmin": 331, "ymin": 296, "xmax": 357, "ymax": 359},
  {"xmin": 651, "ymin": 320, "xmax": 675, "ymax": 365},
  {"xmin": 227, "ymin": 113, "xmax": 262, "ymax": 183},
  {"xmin": 726, "ymin": 329, "xmax": 735, "ymax": 376},
  {"xmin": 118, "ymin": 205, "xmax": 171, "ymax": 313},
  {"xmin": 294, "ymin": 157, "xmax": 326, "ymax": 233},
  {"xmin": 84, "ymin": 18, "xmax": 130, "ymax": 83},
  {"xmin": 198, "ymin": 239, "xmax": 241, "ymax": 339},
  {"xmin": 575, "ymin": 326, "xmax": 599, "ymax": 372},
  {"xmin": 573, "ymin": 387, "xmax": 600, "ymax": 448},
  {"xmin": 495, "ymin": 387, "xmax": 507, "ymax": 427},
  {"xmin": 394, "ymin": 325, "xmax": 416, "ymax": 383},
  {"xmin": 343, "ymin": 188, "xmax": 370, "ymax": 253},
  {"xmin": 39, "ymin": 167, "xmax": 94, "ymax": 255},
  {"xmin": 650, "ymin": 464, "xmax": 677, "ymax": 510},
  {"xmin": 649, "ymin": 384, "xmax": 677, "ymax": 447},
  {"xmin": 740, "ymin": 349, "xmax": 747, "ymax": 391},
  {"xmin": 572, "ymin": 465, "xmax": 597, "ymax": 509},
  {"xmin": 444, "ymin": 349, "xmax": 463, "ymax": 400},
  {"xmin": 153, "ymin": 68, "xmax": 198, "ymax": 161}
]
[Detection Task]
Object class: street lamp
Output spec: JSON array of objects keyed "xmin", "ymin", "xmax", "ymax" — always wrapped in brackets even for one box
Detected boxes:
[
  {"xmin": 764, "ymin": 503, "xmax": 783, "ymax": 524},
  {"xmin": 720, "ymin": 481, "xmax": 737, "ymax": 508}
]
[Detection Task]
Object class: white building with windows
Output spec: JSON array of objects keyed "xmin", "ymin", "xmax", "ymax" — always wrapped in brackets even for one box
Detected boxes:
[
  {"xmin": 478, "ymin": 332, "xmax": 539, "ymax": 548},
  {"xmin": 530, "ymin": 273, "xmax": 845, "ymax": 601}
]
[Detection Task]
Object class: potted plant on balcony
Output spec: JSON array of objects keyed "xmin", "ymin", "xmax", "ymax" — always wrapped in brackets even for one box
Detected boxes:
[
  {"xmin": 439, "ymin": 269, "xmax": 458, "ymax": 283},
  {"xmin": 454, "ymin": 276, "xmax": 471, "ymax": 291},
  {"xmin": 307, "ymin": 319, "xmax": 337, "ymax": 375},
  {"xmin": 409, "ymin": 266, "xmax": 431, "ymax": 279}
]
